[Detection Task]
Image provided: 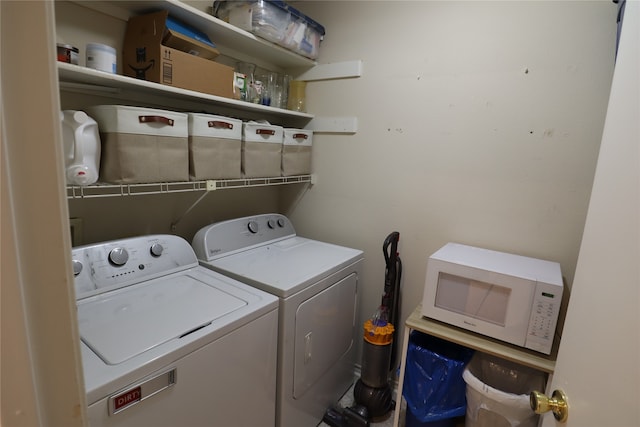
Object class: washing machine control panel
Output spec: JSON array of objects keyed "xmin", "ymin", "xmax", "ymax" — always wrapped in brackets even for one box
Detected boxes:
[
  {"xmin": 72, "ymin": 235, "xmax": 198, "ymax": 300},
  {"xmin": 192, "ymin": 214, "xmax": 296, "ymax": 261}
]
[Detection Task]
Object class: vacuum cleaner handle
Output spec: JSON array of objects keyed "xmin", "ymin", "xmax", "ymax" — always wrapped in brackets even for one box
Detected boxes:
[
  {"xmin": 382, "ymin": 231, "xmax": 401, "ymax": 371},
  {"xmin": 383, "ymin": 232, "xmax": 399, "ymax": 294},
  {"xmin": 388, "ymin": 256, "xmax": 402, "ymax": 370},
  {"xmin": 383, "ymin": 232, "xmax": 399, "ymax": 266}
]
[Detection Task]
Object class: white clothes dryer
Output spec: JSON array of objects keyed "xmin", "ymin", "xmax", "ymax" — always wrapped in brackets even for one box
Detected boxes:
[
  {"xmin": 72, "ymin": 234, "xmax": 278, "ymax": 427},
  {"xmin": 192, "ymin": 214, "xmax": 364, "ymax": 427}
]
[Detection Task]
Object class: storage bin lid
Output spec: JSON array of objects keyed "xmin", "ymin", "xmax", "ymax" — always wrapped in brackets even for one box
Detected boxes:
[
  {"xmin": 86, "ymin": 105, "xmax": 188, "ymax": 137},
  {"xmin": 188, "ymin": 113, "xmax": 242, "ymax": 139},
  {"xmin": 242, "ymin": 122, "xmax": 284, "ymax": 143}
]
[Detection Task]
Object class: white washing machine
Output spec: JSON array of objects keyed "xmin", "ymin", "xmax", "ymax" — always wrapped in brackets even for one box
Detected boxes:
[
  {"xmin": 72, "ymin": 234, "xmax": 279, "ymax": 427},
  {"xmin": 192, "ymin": 214, "xmax": 364, "ymax": 427}
]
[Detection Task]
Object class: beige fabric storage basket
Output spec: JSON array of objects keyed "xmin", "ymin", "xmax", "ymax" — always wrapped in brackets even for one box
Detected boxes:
[
  {"xmin": 188, "ymin": 113, "xmax": 242, "ymax": 180},
  {"xmin": 282, "ymin": 128, "xmax": 312, "ymax": 176},
  {"xmin": 86, "ymin": 105, "xmax": 188, "ymax": 184},
  {"xmin": 242, "ymin": 122, "xmax": 283, "ymax": 178}
]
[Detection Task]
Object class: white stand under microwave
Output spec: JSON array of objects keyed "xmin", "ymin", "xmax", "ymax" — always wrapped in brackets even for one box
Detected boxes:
[{"xmin": 421, "ymin": 243, "xmax": 563, "ymax": 355}]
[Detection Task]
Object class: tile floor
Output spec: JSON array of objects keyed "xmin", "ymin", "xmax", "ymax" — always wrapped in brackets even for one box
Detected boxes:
[
  {"xmin": 317, "ymin": 381, "xmax": 398, "ymax": 427},
  {"xmin": 317, "ymin": 381, "xmax": 466, "ymax": 427}
]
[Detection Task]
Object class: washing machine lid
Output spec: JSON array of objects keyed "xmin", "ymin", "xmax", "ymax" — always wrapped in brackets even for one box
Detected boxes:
[
  {"xmin": 77, "ymin": 272, "xmax": 246, "ymax": 365},
  {"xmin": 206, "ymin": 237, "xmax": 363, "ymax": 298}
]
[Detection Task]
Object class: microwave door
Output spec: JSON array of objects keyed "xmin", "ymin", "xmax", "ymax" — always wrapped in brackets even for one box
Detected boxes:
[
  {"xmin": 429, "ymin": 271, "xmax": 534, "ymax": 347},
  {"xmin": 436, "ymin": 273, "xmax": 511, "ymax": 326}
]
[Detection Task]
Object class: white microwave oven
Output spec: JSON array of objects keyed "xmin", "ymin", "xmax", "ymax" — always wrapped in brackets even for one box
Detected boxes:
[{"xmin": 421, "ymin": 243, "xmax": 563, "ymax": 355}]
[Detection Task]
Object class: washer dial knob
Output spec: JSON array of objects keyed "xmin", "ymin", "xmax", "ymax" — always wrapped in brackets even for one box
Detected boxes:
[
  {"xmin": 108, "ymin": 247, "xmax": 129, "ymax": 266},
  {"xmin": 267, "ymin": 219, "xmax": 276, "ymax": 229},
  {"xmin": 247, "ymin": 221, "xmax": 259, "ymax": 234},
  {"xmin": 277, "ymin": 218, "xmax": 285, "ymax": 228},
  {"xmin": 72, "ymin": 260, "xmax": 83, "ymax": 276},
  {"xmin": 150, "ymin": 243, "xmax": 164, "ymax": 257}
]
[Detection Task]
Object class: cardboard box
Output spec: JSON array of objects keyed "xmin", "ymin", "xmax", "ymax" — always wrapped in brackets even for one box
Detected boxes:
[
  {"xmin": 163, "ymin": 30, "xmax": 219, "ymax": 60},
  {"xmin": 124, "ymin": 10, "xmax": 234, "ymax": 98}
]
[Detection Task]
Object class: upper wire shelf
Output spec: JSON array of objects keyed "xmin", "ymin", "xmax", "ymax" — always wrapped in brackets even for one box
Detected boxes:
[{"xmin": 67, "ymin": 175, "xmax": 313, "ymax": 199}]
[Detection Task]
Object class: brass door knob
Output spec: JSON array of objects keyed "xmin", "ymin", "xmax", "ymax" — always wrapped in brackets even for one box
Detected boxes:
[{"xmin": 530, "ymin": 389, "xmax": 569, "ymax": 422}]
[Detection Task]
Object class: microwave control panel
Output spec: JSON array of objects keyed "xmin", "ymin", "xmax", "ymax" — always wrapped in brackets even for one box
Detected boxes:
[{"xmin": 525, "ymin": 281, "xmax": 563, "ymax": 354}]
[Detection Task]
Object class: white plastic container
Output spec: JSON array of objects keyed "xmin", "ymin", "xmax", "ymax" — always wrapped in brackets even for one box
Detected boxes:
[
  {"xmin": 86, "ymin": 43, "xmax": 117, "ymax": 74},
  {"xmin": 86, "ymin": 105, "xmax": 189, "ymax": 183},
  {"xmin": 187, "ymin": 113, "xmax": 242, "ymax": 180},
  {"xmin": 282, "ymin": 128, "xmax": 312, "ymax": 176},
  {"xmin": 60, "ymin": 110, "xmax": 101, "ymax": 186},
  {"xmin": 241, "ymin": 122, "xmax": 283, "ymax": 178}
]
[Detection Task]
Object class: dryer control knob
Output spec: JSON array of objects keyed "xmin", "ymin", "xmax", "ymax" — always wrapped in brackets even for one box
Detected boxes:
[
  {"xmin": 108, "ymin": 247, "xmax": 129, "ymax": 266},
  {"xmin": 267, "ymin": 219, "xmax": 276, "ymax": 229},
  {"xmin": 150, "ymin": 243, "xmax": 164, "ymax": 257},
  {"xmin": 248, "ymin": 221, "xmax": 259, "ymax": 234},
  {"xmin": 277, "ymin": 218, "xmax": 285, "ymax": 228},
  {"xmin": 72, "ymin": 260, "xmax": 83, "ymax": 276}
]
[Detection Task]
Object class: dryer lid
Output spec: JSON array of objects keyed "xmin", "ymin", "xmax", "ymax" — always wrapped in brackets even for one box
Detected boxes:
[
  {"xmin": 208, "ymin": 237, "xmax": 363, "ymax": 298},
  {"xmin": 77, "ymin": 273, "xmax": 246, "ymax": 365}
]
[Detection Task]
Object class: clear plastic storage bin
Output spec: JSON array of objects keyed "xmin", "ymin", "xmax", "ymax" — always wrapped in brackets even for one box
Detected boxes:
[{"xmin": 213, "ymin": 0, "xmax": 325, "ymax": 59}]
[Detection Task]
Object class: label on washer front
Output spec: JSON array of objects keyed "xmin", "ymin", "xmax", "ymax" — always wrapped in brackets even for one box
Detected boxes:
[
  {"xmin": 113, "ymin": 386, "xmax": 142, "ymax": 413},
  {"xmin": 109, "ymin": 368, "xmax": 176, "ymax": 415}
]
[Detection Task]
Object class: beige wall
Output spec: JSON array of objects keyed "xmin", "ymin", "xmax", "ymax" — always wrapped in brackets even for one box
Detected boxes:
[
  {"xmin": 0, "ymin": 2, "xmax": 619, "ymax": 424},
  {"xmin": 60, "ymin": 1, "xmax": 616, "ymax": 370},
  {"xmin": 286, "ymin": 1, "xmax": 616, "ymax": 361}
]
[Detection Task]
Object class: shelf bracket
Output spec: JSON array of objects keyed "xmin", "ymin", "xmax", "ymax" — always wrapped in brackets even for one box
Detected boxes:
[
  {"xmin": 305, "ymin": 117, "xmax": 358, "ymax": 134},
  {"xmin": 295, "ymin": 60, "xmax": 363, "ymax": 81},
  {"xmin": 170, "ymin": 180, "xmax": 218, "ymax": 232}
]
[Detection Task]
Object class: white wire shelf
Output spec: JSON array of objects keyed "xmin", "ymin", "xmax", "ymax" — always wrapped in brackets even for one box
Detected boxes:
[{"xmin": 67, "ymin": 175, "xmax": 313, "ymax": 199}]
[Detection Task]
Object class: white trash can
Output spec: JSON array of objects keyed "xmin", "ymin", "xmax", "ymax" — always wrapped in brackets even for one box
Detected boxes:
[{"xmin": 462, "ymin": 353, "xmax": 546, "ymax": 427}]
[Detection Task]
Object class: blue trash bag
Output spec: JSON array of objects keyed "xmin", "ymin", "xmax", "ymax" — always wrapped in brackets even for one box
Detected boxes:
[{"xmin": 403, "ymin": 331, "xmax": 474, "ymax": 423}]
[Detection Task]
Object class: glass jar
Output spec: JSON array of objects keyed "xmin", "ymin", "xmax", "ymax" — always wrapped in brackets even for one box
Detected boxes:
[
  {"xmin": 287, "ymin": 80, "xmax": 306, "ymax": 112},
  {"xmin": 273, "ymin": 74, "xmax": 291, "ymax": 109},
  {"xmin": 235, "ymin": 62, "xmax": 256, "ymax": 102},
  {"xmin": 257, "ymin": 70, "xmax": 277, "ymax": 106}
]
